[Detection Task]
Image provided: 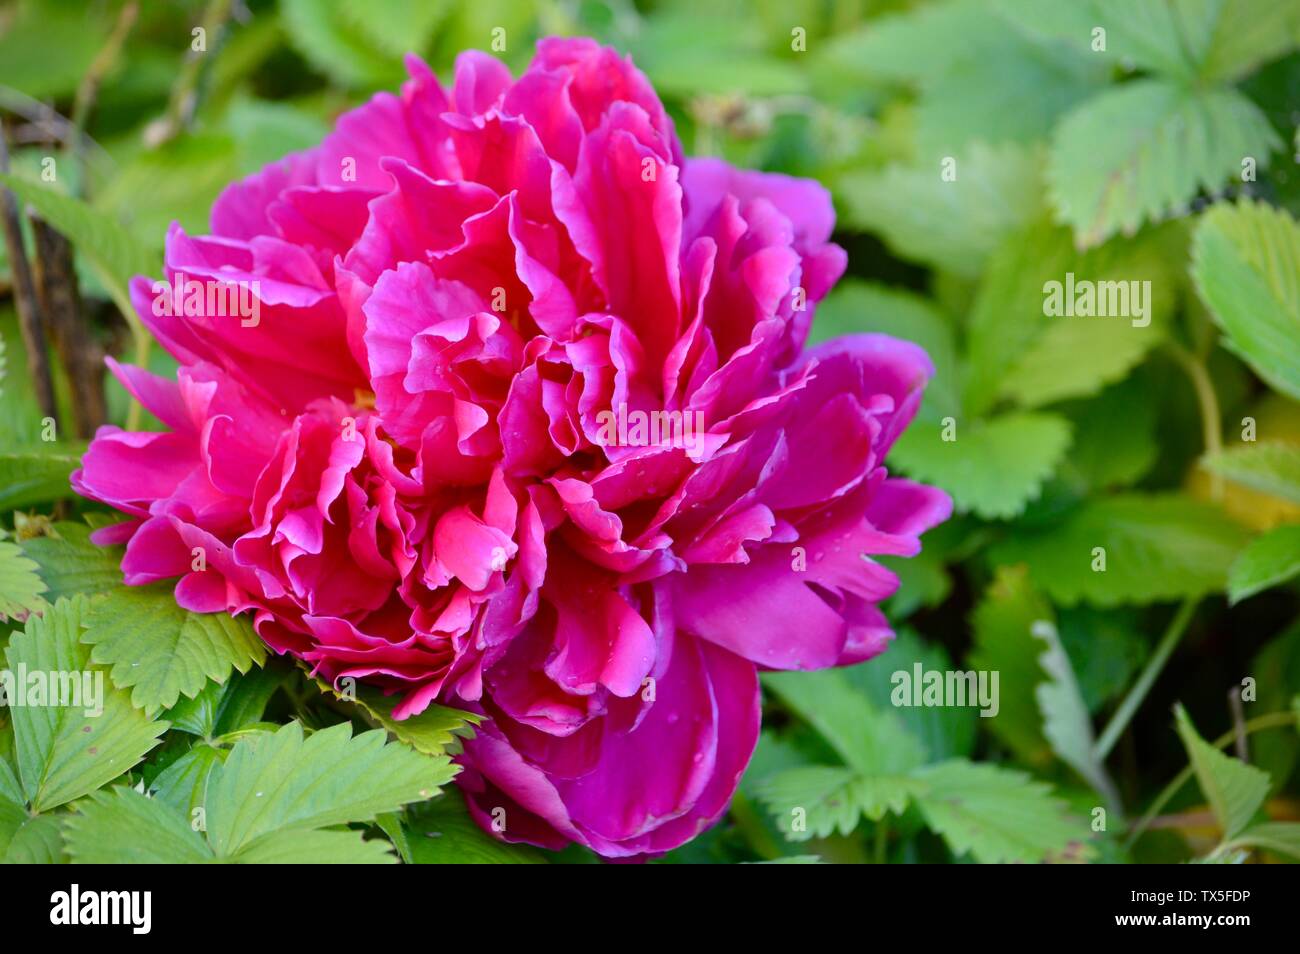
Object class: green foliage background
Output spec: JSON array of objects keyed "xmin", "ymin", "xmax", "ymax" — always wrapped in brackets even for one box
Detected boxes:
[{"xmin": 1, "ymin": 0, "xmax": 1300, "ymax": 864}]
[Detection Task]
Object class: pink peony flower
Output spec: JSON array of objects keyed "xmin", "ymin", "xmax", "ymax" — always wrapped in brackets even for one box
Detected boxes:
[{"xmin": 73, "ymin": 38, "xmax": 951, "ymax": 857}]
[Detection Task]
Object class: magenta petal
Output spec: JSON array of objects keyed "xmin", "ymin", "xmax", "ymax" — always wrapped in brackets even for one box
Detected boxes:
[
  {"xmin": 363, "ymin": 261, "xmax": 488, "ymax": 449},
  {"xmin": 211, "ymin": 148, "xmax": 319, "ymax": 241},
  {"xmin": 452, "ymin": 49, "xmax": 513, "ymax": 117},
  {"xmin": 553, "ymin": 628, "xmax": 717, "ymax": 843},
  {"xmin": 670, "ymin": 546, "xmax": 850, "ymax": 670},
  {"xmin": 542, "ymin": 564, "xmax": 655, "ymax": 698},
  {"xmin": 434, "ymin": 505, "xmax": 516, "ymax": 592},
  {"xmin": 174, "ymin": 569, "xmax": 229, "ymax": 613}
]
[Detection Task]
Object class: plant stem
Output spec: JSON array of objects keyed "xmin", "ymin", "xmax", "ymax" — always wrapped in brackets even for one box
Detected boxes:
[
  {"xmin": 0, "ymin": 127, "xmax": 59, "ymax": 426},
  {"xmin": 1124, "ymin": 711, "xmax": 1298, "ymax": 849},
  {"xmin": 70, "ymin": 1, "xmax": 138, "ymax": 194},
  {"xmin": 31, "ymin": 218, "xmax": 106, "ymax": 436},
  {"xmin": 1095, "ymin": 599, "xmax": 1198, "ymax": 761},
  {"xmin": 147, "ymin": 0, "xmax": 233, "ymax": 146},
  {"xmin": 1227, "ymin": 686, "xmax": 1249, "ymax": 762},
  {"xmin": 1168, "ymin": 341, "xmax": 1223, "ymax": 500},
  {"xmin": 872, "ymin": 820, "xmax": 888, "ymax": 864},
  {"xmin": 0, "ymin": 86, "xmax": 114, "ymax": 175}
]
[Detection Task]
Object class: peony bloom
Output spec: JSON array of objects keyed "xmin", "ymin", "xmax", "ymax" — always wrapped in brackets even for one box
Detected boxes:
[{"xmin": 73, "ymin": 38, "xmax": 950, "ymax": 857}]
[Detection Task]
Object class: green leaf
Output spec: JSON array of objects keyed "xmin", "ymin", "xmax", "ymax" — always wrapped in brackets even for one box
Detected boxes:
[
  {"xmin": 337, "ymin": 0, "xmax": 448, "ymax": 58},
  {"xmin": 1001, "ymin": 0, "xmax": 1300, "ymax": 84},
  {"xmin": 5, "ymin": 596, "xmax": 168, "ymax": 812},
  {"xmin": 203, "ymin": 721, "xmax": 454, "ymax": 858},
  {"xmin": 0, "ymin": 174, "xmax": 159, "ymax": 322},
  {"xmin": 1057, "ymin": 606, "xmax": 1148, "ymax": 712},
  {"xmin": 149, "ymin": 744, "xmax": 222, "ymax": 817},
  {"xmin": 375, "ymin": 811, "xmax": 413, "ymax": 863},
  {"xmin": 755, "ymin": 766, "xmax": 921, "ymax": 840},
  {"xmin": 1228, "ymin": 525, "xmax": 1300, "ymax": 603},
  {"xmin": 0, "ymin": 779, "xmax": 23, "ymax": 842},
  {"xmin": 65, "ymin": 782, "xmax": 399, "ymax": 863},
  {"xmin": 997, "ymin": 0, "xmax": 1191, "ymax": 78},
  {"xmin": 162, "ymin": 681, "xmax": 225, "ymax": 739},
  {"xmin": 225, "ymin": 97, "xmax": 332, "ymax": 176},
  {"xmin": 207, "ymin": 11, "xmax": 286, "ymax": 98},
  {"xmin": 0, "ymin": 539, "xmax": 46, "ymax": 622},
  {"xmin": 211, "ymin": 667, "xmax": 285, "ymax": 737},
  {"xmin": 912, "ymin": 760, "xmax": 1089, "ymax": 863},
  {"xmin": 990, "ymin": 494, "xmax": 1250, "ymax": 606},
  {"xmin": 82, "ymin": 585, "xmax": 266, "ymax": 712},
  {"xmin": 913, "ymin": 59, "xmax": 1100, "ymax": 159},
  {"xmin": 1226, "ymin": 821, "xmax": 1300, "ymax": 859},
  {"xmin": 309, "ymin": 671, "xmax": 479, "ymax": 757},
  {"xmin": 628, "ymin": 12, "xmax": 807, "ymax": 98},
  {"xmin": 1004, "ymin": 328, "xmax": 1157, "ymax": 412},
  {"xmin": 763, "ymin": 669, "xmax": 926, "ymax": 776},
  {"xmin": 879, "ymin": 546, "xmax": 953, "ymax": 619},
  {"xmin": 1000, "ymin": 309, "xmax": 1162, "ymax": 410},
  {"xmin": 968, "ymin": 566, "xmax": 1053, "ymax": 763},
  {"xmin": 1245, "ymin": 621, "xmax": 1300, "ymax": 791},
  {"xmin": 227, "ymin": 827, "xmax": 397, "ymax": 863},
  {"xmin": 0, "ymin": 450, "xmax": 82, "ymax": 511},
  {"xmin": 828, "ymin": 2, "xmax": 1105, "ymax": 154},
  {"xmin": 404, "ymin": 789, "xmax": 549, "ymax": 864},
  {"xmin": 0, "ymin": 758, "xmax": 21, "ymax": 806},
  {"xmin": 889, "ymin": 411, "xmax": 1072, "ymax": 520},
  {"xmin": 1194, "ymin": 200, "xmax": 1300, "ymax": 400},
  {"xmin": 65, "ymin": 786, "xmax": 214, "ymax": 863},
  {"xmin": 755, "ymin": 767, "xmax": 859, "ymax": 840},
  {"xmin": 1201, "ymin": 442, "xmax": 1300, "ymax": 504},
  {"xmin": 1047, "ymin": 81, "xmax": 1279, "ymax": 248},
  {"xmin": 68, "ymin": 720, "xmax": 447, "ymax": 863},
  {"xmin": 845, "ymin": 627, "xmax": 976, "ymax": 761},
  {"xmin": 1197, "ymin": 0, "xmax": 1300, "ymax": 82},
  {"xmin": 963, "ymin": 221, "xmax": 1182, "ymax": 414},
  {"xmin": 1033, "ymin": 619, "xmax": 1120, "ymax": 813},
  {"xmin": 0, "ymin": 768, "xmax": 58, "ymax": 862},
  {"xmin": 3, "ymin": 813, "xmax": 66, "ymax": 863},
  {"xmin": 1060, "ymin": 376, "xmax": 1159, "ymax": 490},
  {"xmin": 837, "ymin": 142, "xmax": 1044, "ymax": 278},
  {"xmin": 165, "ymin": 666, "xmax": 284, "ymax": 739},
  {"xmin": 20, "ymin": 521, "xmax": 124, "ymax": 602},
  {"xmin": 962, "ymin": 223, "xmax": 1067, "ymax": 414},
  {"xmin": 280, "ymin": 0, "xmax": 406, "ymax": 88},
  {"xmin": 95, "ymin": 133, "xmax": 238, "ymax": 240},
  {"xmin": 0, "ymin": 5, "xmax": 105, "ymax": 100},
  {"xmin": 1174, "ymin": 704, "xmax": 1270, "ymax": 840}
]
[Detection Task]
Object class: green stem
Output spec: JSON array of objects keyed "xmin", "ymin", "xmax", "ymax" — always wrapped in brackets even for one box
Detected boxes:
[
  {"xmin": 872, "ymin": 820, "xmax": 888, "ymax": 864},
  {"xmin": 148, "ymin": 0, "xmax": 233, "ymax": 146},
  {"xmin": 1095, "ymin": 599, "xmax": 1198, "ymax": 761},
  {"xmin": 69, "ymin": 1, "xmax": 138, "ymax": 195},
  {"xmin": 1168, "ymin": 341, "xmax": 1223, "ymax": 500},
  {"xmin": 1124, "ymin": 711, "xmax": 1297, "ymax": 849}
]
